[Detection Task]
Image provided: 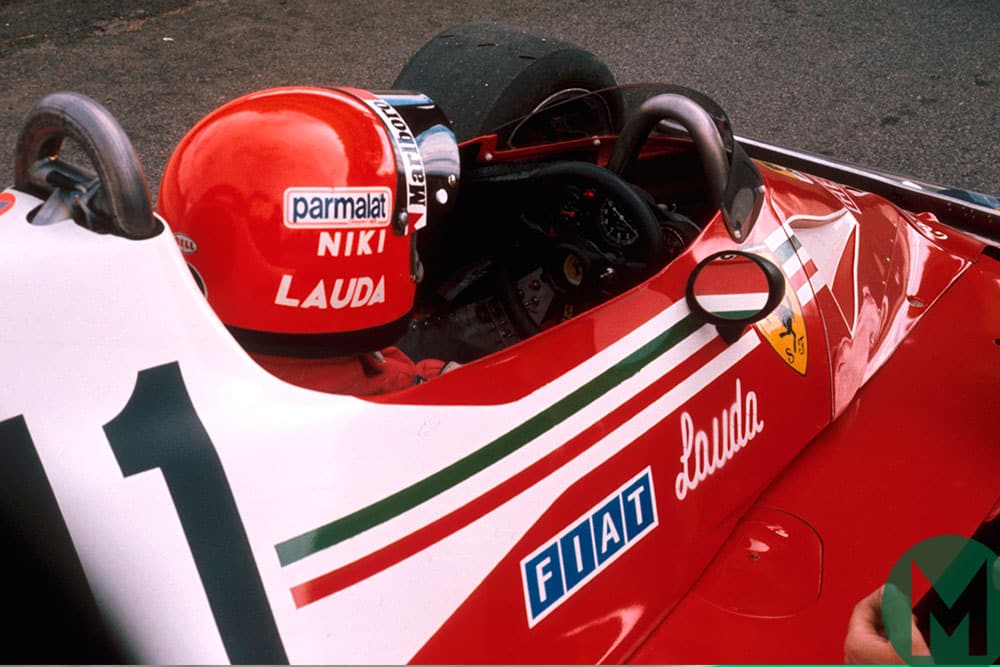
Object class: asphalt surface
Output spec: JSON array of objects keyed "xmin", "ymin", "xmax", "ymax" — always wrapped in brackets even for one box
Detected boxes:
[{"xmin": 0, "ymin": 0, "xmax": 997, "ymax": 199}]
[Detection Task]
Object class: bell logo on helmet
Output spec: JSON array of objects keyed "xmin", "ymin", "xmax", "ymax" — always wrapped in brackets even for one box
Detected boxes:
[
  {"xmin": 174, "ymin": 233, "xmax": 198, "ymax": 254},
  {"xmin": 274, "ymin": 274, "xmax": 386, "ymax": 310},
  {"xmin": 284, "ymin": 187, "xmax": 391, "ymax": 228}
]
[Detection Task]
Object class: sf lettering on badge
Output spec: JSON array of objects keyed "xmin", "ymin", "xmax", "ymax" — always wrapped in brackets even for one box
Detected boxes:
[{"xmin": 521, "ymin": 468, "xmax": 658, "ymax": 626}]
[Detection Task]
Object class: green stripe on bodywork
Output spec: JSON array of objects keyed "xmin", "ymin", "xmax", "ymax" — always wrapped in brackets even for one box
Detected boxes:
[
  {"xmin": 772, "ymin": 236, "xmax": 797, "ymax": 264},
  {"xmin": 275, "ymin": 313, "xmax": 701, "ymax": 566},
  {"xmin": 715, "ymin": 309, "xmax": 763, "ymax": 321}
]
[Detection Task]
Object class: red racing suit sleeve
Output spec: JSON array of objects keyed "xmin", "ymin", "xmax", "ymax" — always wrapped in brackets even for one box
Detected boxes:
[{"xmin": 252, "ymin": 347, "xmax": 445, "ymax": 396}]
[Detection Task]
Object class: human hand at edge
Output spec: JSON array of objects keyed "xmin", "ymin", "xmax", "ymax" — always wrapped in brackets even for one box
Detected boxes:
[{"xmin": 844, "ymin": 585, "xmax": 931, "ymax": 664}]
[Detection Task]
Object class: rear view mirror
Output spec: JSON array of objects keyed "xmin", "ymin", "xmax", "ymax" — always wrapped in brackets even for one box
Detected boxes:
[{"xmin": 686, "ymin": 250, "xmax": 785, "ymax": 343}]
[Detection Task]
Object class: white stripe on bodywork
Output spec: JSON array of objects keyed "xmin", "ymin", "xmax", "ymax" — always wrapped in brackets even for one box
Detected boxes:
[
  {"xmin": 292, "ymin": 329, "xmax": 761, "ymax": 664},
  {"xmin": 786, "ymin": 209, "xmax": 860, "ymax": 331},
  {"xmin": 0, "ymin": 199, "xmax": 768, "ymax": 663}
]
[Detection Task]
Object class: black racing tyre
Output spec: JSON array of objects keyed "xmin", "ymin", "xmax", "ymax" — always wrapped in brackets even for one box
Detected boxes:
[
  {"xmin": 393, "ymin": 23, "xmax": 617, "ymax": 142},
  {"xmin": 15, "ymin": 92, "xmax": 157, "ymax": 239}
]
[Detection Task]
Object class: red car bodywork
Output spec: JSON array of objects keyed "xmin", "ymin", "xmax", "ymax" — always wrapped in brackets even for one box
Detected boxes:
[
  {"xmin": 3, "ymin": 83, "xmax": 998, "ymax": 664},
  {"xmin": 401, "ymin": 128, "xmax": 1000, "ymax": 663}
]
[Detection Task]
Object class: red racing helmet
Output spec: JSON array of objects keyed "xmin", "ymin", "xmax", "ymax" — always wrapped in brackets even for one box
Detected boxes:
[{"xmin": 158, "ymin": 86, "xmax": 459, "ymax": 354}]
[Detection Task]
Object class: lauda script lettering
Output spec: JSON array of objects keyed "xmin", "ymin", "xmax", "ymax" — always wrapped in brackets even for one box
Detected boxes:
[
  {"xmin": 274, "ymin": 274, "xmax": 385, "ymax": 309},
  {"xmin": 674, "ymin": 379, "xmax": 764, "ymax": 501}
]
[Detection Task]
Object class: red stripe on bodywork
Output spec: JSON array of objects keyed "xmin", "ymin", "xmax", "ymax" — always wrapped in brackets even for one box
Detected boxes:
[{"xmin": 289, "ymin": 333, "xmax": 726, "ymax": 607}]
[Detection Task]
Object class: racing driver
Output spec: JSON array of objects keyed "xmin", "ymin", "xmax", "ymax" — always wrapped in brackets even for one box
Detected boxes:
[{"xmin": 158, "ymin": 86, "xmax": 460, "ymax": 395}]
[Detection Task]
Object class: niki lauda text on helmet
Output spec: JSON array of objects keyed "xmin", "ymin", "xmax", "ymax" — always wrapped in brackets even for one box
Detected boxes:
[{"xmin": 158, "ymin": 86, "xmax": 459, "ymax": 350}]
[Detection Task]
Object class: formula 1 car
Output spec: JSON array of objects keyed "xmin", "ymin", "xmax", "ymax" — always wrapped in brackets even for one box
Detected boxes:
[{"xmin": 2, "ymin": 23, "xmax": 999, "ymax": 664}]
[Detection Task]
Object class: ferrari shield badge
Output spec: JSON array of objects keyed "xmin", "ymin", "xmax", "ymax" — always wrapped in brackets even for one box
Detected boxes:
[{"xmin": 756, "ymin": 273, "xmax": 807, "ymax": 374}]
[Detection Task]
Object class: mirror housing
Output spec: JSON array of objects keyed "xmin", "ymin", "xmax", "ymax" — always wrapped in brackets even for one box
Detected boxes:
[{"xmin": 686, "ymin": 250, "xmax": 785, "ymax": 343}]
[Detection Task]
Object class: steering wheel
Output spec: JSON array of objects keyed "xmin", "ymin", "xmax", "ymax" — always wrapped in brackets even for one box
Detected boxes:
[
  {"xmin": 15, "ymin": 92, "xmax": 157, "ymax": 239},
  {"xmin": 485, "ymin": 160, "xmax": 665, "ymax": 336}
]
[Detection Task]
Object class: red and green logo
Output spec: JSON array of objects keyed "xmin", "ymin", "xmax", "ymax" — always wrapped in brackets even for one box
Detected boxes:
[{"xmin": 884, "ymin": 534, "xmax": 1000, "ymax": 664}]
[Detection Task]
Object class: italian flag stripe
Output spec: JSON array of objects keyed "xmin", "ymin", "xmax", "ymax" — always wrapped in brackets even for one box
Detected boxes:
[
  {"xmin": 275, "ymin": 313, "xmax": 703, "ymax": 567},
  {"xmin": 289, "ymin": 321, "xmax": 734, "ymax": 607}
]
